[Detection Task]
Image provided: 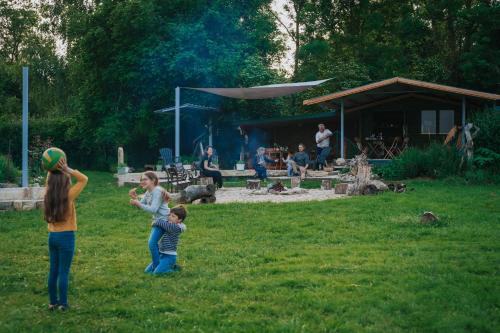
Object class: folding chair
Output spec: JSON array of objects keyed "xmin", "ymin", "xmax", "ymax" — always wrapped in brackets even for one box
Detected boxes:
[
  {"xmin": 384, "ymin": 137, "xmax": 401, "ymax": 159},
  {"xmin": 397, "ymin": 137, "xmax": 410, "ymax": 155},
  {"xmin": 159, "ymin": 148, "xmax": 173, "ymax": 170}
]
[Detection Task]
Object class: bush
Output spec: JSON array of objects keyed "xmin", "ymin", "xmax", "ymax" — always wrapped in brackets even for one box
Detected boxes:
[
  {"xmin": 378, "ymin": 144, "xmax": 462, "ymax": 180},
  {"xmin": 464, "ymin": 168, "xmax": 500, "ymax": 184},
  {"xmin": 472, "ymin": 108, "xmax": 500, "ymax": 153},
  {"xmin": 0, "ymin": 155, "xmax": 20, "ymax": 184}
]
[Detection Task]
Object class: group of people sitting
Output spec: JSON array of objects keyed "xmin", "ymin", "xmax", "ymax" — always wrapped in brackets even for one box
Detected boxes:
[
  {"xmin": 198, "ymin": 123, "xmax": 333, "ymax": 185},
  {"xmin": 253, "ymin": 123, "xmax": 333, "ymax": 180}
]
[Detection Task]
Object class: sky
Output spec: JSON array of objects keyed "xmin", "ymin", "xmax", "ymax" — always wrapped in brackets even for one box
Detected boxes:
[{"xmin": 271, "ymin": 0, "xmax": 295, "ymax": 75}]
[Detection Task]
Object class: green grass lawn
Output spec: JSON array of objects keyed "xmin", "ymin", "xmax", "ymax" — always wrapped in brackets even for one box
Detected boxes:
[{"xmin": 0, "ymin": 172, "xmax": 499, "ymax": 332}]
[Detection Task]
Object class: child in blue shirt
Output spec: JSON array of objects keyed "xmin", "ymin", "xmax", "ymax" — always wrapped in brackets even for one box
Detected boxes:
[
  {"xmin": 282, "ymin": 151, "xmax": 295, "ymax": 177},
  {"xmin": 129, "ymin": 171, "xmax": 170, "ymax": 273}
]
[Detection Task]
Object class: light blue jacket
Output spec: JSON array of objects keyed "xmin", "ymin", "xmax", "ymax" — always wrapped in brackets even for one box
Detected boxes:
[{"xmin": 140, "ymin": 186, "xmax": 170, "ymax": 220}]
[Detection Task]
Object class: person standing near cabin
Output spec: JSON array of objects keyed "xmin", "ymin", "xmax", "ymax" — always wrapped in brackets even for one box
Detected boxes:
[
  {"xmin": 44, "ymin": 158, "xmax": 88, "ymax": 311},
  {"xmin": 315, "ymin": 123, "xmax": 332, "ymax": 170},
  {"xmin": 200, "ymin": 146, "xmax": 223, "ymax": 188},
  {"xmin": 253, "ymin": 147, "xmax": 278, "ymax": 180}
]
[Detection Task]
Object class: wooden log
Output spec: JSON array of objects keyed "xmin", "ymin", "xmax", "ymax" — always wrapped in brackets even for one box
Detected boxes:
[
  {"xmin": 170, "ymin": 184, "xmax": 216, "ymax": 204},
  {"xmin": 199, "ymin": 177, "xmax": 214, "ymax": 185},
  {"xmin": 321, "ymin": 180, "xmax": 332, "ymax": 190},
  {"xmin": 335, "ymin": 183, "xmax": 348, "ymax": 194},
  {"xmin": 199, "ymin": 195, "xmax": 216, "ymax": 204},
  {"xmin": 290, "ymin": 177, "xmax": 301, "ymax": 188},
  {"xmin": 246, "ymin": 179, "xmax": 261, "ymax": 190}
]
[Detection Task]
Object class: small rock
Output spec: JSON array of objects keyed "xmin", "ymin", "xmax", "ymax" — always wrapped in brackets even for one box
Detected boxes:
[
  {"xmin": 335, "ymin": 158, "xmax": 346, "ymax": 166},
  {"xmin": 420, "ymin": 211, "xmax": 438, "ymax": 224},
  {"xmin": 369, "ymin": 180, "xmax": 388, "ymax": 192}
]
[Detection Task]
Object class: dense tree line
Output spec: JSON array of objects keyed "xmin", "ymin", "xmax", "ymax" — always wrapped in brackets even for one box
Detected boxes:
[{"xmin": 0, "ymin": 0, "xmax": 498, "ymax": 169}]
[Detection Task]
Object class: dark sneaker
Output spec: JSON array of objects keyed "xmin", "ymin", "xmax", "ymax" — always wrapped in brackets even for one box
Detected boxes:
[
  {"xmin": 57, "ymin": 305, "xmax": 69, "ymax": 311},
  {"xmin": 172, "ymin": 264, "xmax": 182, "ymax": 271}
]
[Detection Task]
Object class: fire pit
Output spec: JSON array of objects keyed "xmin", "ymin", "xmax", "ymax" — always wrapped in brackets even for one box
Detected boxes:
[
  {"xmin": 267, "ymin": 181, "xmax": 286, "ymax": 193},
  {"xmin": 248, "ymin": 181, "xmax": 308, "ymax": 196}
]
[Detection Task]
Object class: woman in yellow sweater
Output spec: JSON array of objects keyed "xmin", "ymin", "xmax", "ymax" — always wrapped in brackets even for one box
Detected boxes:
[{"xmin": 44, "ymin": 158, "xmax": 88, "ymax": 311}]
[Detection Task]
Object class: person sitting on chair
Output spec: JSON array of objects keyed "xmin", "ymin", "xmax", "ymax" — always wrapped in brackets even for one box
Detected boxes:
[
  {"xmin": 200, "ymin": 146, "xmax": 223, "ymax": 188},
  {"xmin": 253, "ymin": 147, "xmax": 277, "ymax": 180}
]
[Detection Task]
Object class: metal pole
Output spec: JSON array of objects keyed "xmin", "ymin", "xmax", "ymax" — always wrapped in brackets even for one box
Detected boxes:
[
  {"xmin": 462, "ymin": 96, "xmax": 466, "ymax": 143},
  {"xmin": 208, "ymin": 117, "xmax": 213, "ymax": 146},
  {"xmin": 175, "ymin": 87, "xmax": 180, "ymax": 162},
  {"xmin": 340, "ymin": 99, "xmax": 345, "ymax": 159},
  {"xmin": 22, "ymin": 67, "xmax": 28, "ymax": 187}
]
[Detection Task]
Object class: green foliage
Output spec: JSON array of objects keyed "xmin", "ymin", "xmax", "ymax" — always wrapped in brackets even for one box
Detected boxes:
[
  {"xmin": 0, "ymin": 172, "xmax": 499, "ymax": 331},
  {"xmin": 0, "ymin": 155, "xmax": 20, "ymax": 183},
  {"xmin": 292, "ymin": 0, "xmax": 500, "ymax": 95},
  {"xmin": 465, "ymin": 168, "xmax": 500, "ymax": 184},
  {"xmin": 472, "ymin": 108, "xmax": 500, "ymax": 155},
  {"xmin": 473, "ymin": 148, "xmax": 500, "ymax": 172},
  {"xmin": 378, "ymin": 144, "xmax": 462, "ymax": 180}
]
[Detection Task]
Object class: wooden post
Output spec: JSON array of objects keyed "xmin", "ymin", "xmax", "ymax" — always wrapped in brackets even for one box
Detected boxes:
[
  {"xmin": 291, "ymin": 177, "xmax": 301, "ymax": 188},
  {"xmin": 335, "ymin": 183, "xmax": 348, "ymax": 194},
  {"xmin": 199, "ymin": 177, "xmax": 214, "ymax": 185},
  {"xmin": 321, "ymin": 180, "xmax": 332, "ymax": 190},
  {"xmin": 118, "ymin": 147, "xmax": 124, "ymax": 165},
  {"xmin": 246, "ymin": 179, "xmax": 261, "ymax": 190}
]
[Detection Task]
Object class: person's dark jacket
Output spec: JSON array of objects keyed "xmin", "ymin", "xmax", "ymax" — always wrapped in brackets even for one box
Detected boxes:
[{"xmin": 293, "ymin": 151, "xmax": 310, "ymax": 167}]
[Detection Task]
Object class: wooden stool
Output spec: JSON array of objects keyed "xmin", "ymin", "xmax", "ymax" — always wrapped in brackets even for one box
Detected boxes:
[
  {"xmin": 199, "ymin": 177, "xmax": 214, "ymax": 185},
  {"xmin": 321, "ymin": 180, "xmax": 332, "ymax": 190},
  {"xmin": 290, "ymin": 177, "xmax": 301, "ymax": 188},
  {"xmin": 246, "ymin": 179, "xmax": 261, "ymax": 190},
  {"xmin": 335, "ymin": 183, "xmax": 348, "ymax": 194}
]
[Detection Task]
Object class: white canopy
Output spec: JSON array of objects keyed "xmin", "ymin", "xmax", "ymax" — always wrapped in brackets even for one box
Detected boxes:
[{"xmin": 185, "ymin": 78, "xmax": 331, "ymax": 99}]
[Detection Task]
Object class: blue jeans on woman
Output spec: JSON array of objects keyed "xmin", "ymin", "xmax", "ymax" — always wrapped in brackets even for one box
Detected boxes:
[
  {"xmin": 48, "ymin": 231, "xmax": 75, "ymax": 306},
  {"xmin": 145, "ymin": 226, "xmax": 165, "ymax": 273}
]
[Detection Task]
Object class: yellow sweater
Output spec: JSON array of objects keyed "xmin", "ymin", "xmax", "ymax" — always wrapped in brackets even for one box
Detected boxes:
[{"xmin": 47, "ymin": 170, "xmax": 88, "ymax": 232}]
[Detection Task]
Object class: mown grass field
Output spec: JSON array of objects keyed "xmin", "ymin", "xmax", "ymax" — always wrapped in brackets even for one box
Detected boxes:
[{"xmin": 0, "ymin": 172, "xmax": 499, "ymax": 332}]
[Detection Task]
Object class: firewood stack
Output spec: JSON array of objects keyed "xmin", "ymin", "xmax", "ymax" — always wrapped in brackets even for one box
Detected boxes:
[{"xmin": 268, "ymin": 181, "xmax": 286, "ymax": 192}]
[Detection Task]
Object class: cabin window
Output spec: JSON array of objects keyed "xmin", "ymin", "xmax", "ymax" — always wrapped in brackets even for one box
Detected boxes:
[
  {"xmin": 439, "ymin": 110, "xmax": 454, "ymax": 134},
  {"xmin": 421, "ymin": 110, "xmax": 455, "ymax": 134},
  {"xmin": 421, "ymin": 110, "xmax": 436, "ymax": 134}
]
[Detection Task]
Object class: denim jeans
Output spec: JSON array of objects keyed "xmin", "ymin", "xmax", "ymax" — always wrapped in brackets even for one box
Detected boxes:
[
  {"xmin": 145, "ymin": 226, "xmax": 165, "ymax": 272},
  {"xmin": 255, "ymin": 166, "xmax": 267, "ymax": 180},
  {"xmin": 287, "ymin": 164, "xmax": 293, "ymax": 176},
  {"xmin": 153, "ymin": 254, "xmax": 177, "ymax": 275},
  {"xmin": 48, "ymin": 231, "xmax": 75, "ymax": 306}
]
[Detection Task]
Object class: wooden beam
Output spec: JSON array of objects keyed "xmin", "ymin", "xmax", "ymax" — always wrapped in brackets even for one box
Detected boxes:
[
  {"xmin": 303, "ymin": 77, "xmax": 500, "ymax": 106},
  {"xmin": 345, "ymin": 94, "xmax": 412, "ymax": 113},
  {"xmin": 409, "ymin": 93, "xmax": 461, "ymax": 106}
]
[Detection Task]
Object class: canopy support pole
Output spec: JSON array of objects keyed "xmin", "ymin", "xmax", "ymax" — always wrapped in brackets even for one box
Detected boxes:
[
  {"xmin": 462, "ymin": 96, "xmax": 466, "ymax": 144},
  {"xmin": 208, "ymin": 117, "xmax": 213, "ymax": 146},
  {"xmin": 175, "ymin": 87, "xmax": 180, "ymax": 162},
  {"xmin": 22, "ymin": 67, "xmax": 29, "ymax": 187},
  {"xmin": 340, "ymin": 99, "xmax": 345, "ymax": 159}
]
